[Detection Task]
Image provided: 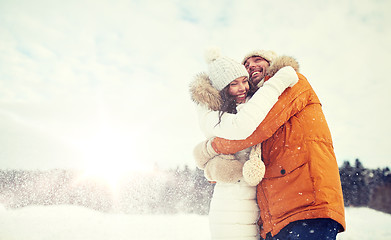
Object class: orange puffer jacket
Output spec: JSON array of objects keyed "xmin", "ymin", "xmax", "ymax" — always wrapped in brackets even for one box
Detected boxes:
[{"xmin": 211, "ymin": 73, "xmax": 346, "ymax": 238}]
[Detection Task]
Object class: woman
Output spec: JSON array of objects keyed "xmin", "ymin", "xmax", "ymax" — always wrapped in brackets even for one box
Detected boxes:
[{"xmin": 190, "ymin": 48, "xmax": 298, "ymax": 240}]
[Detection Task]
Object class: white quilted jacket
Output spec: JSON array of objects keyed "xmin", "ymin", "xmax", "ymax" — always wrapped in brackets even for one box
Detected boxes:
[{"xmin": 209, "ymin": 148, "xmax": 260, "ymax": 240}]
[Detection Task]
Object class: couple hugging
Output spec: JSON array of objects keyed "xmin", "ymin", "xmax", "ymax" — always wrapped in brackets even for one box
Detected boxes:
[{"xmin": 190, "ymin": 48, "xmax": 346, "ymax": 240}]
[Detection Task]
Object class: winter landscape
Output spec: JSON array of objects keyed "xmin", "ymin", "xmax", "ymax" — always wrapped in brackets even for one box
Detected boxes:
[
  {"xmin": 1, "ymin": 0, "xmax": 391, "ymax": 240},
  {"xmin": 1, "ymin": 164, "xmax": 390, "ymax": 240},
  {"xmin": 0, "ymin": 205, "xmax": 390, "ymax": 240}
]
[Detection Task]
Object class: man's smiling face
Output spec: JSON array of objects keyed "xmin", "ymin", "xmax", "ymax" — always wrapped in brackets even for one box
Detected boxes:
[{"xmin": 244, "ymin": 56, "xmax": 270, "ymax": 86}]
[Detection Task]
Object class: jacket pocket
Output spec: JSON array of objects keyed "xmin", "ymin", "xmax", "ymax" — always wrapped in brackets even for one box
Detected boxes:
[{"xmin": 262, "ymin": 161, "xmax": 315, "ymax": 218}]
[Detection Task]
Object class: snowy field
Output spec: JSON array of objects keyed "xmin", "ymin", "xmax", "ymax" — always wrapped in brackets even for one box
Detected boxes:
[{"xmin": 0, "ymin": 205, "xmax": 390, "ymax": 240}]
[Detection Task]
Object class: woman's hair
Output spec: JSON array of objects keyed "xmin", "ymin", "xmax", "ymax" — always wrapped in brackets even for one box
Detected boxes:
[{"xmin": 216, "ymin": 78, "xmax": 257, "ymax": 125}]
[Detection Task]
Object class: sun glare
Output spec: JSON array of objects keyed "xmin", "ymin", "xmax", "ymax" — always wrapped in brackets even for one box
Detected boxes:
[{"xmin": 73, "ymin": 127, "xmax": 153, "ymax": 189}]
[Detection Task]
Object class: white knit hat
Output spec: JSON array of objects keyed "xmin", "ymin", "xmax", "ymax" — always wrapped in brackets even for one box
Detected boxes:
[
  {"xmin": 241, "ymin": 50, "xmax": 278, "ymax": 65},
  {"xmin": 205, "ymin": 48, "xmax": 249, "ymax": 91}
]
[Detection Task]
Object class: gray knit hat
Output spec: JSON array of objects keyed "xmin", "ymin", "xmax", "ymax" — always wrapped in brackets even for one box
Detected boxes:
[
  {"xmin": 205, "ymin": 48, "xmax": 249, "ymax": 91},
  {"xmin": 241, "ymin": 50, "xmax": 278, "ymax": 65}
]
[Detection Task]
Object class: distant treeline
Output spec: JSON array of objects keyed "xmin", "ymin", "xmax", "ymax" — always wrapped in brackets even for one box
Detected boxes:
[
  {"xmin": 0, "ymin": 166, "xmax": 214, "ymax": 215},
  {"xmin": 0, "ymin": 159, "xmax": 390, "ymax": 215},
  {"xmin": 339, "ymin": 159, "xmax": 391, "ymax": 214}
]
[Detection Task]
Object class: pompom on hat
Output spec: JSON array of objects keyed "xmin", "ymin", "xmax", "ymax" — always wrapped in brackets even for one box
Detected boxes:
[
  {"xmin": 205, "ymin": 47, "xmax": 249, "ymax": 91},
  {"xmin": 241, "ymin": 50, "xmax": 278, "ymax": 65}
]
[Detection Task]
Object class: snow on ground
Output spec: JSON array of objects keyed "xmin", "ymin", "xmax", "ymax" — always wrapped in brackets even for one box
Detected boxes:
[
  {"xmin": 0, "ymin": 205, "xmax": 209, "ymax": 240},
  {"xmin": 0, "ymin": 205, "xmax": 390, "ymax": 240},
  {"xmin": 337, "ymin": 207, "xmax": 391, "ymax": 240}
]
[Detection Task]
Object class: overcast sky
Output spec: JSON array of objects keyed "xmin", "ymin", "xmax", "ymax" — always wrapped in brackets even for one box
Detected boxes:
[{"xmin": 1, "ymin": 0, "xmax": 390, "ymax": 172}]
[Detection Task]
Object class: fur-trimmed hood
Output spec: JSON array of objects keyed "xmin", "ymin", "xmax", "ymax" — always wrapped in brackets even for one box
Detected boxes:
[
  {"xmin": 265, "ymin": 55, "xmax": 299, "ymax": 79},
  {"xmin": 189, "ymin": 55, "xmax": 300, "ymax": 111}
]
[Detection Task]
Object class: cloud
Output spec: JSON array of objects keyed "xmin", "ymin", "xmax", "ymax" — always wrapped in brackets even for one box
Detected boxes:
[{"xmin": 0, "ymin": 0, "xmax": 390, "ymax": 170}]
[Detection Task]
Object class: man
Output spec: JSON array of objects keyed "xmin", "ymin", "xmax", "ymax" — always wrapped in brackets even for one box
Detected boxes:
[{"xmin": 198, "ymin": 50, "xmax": 346, "ymax": 239}]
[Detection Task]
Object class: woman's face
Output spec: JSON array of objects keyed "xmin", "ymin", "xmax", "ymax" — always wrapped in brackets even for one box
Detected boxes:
[{"xmin": 228, "ymin": 76, "xmax": 249, "ymax": 104}]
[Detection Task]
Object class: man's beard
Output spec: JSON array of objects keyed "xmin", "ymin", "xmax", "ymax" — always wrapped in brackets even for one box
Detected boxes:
[{"xmin": 250, "ymin": 74, "xmax": 265, "ymax": 86}]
